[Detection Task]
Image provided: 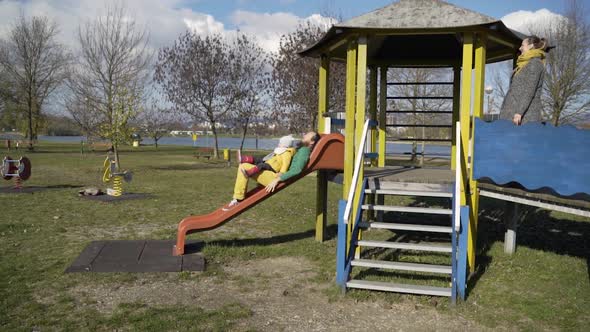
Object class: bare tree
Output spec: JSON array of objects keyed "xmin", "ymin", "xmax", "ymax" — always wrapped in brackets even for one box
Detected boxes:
[
  {"xmin": 533, "ymin": 0, "xmax": 590, "ymax": 125},
  {"xmin": 270, "ymin": 21, "xmax": 345, "ymax": 131},
  {"xmin": 388, "ymin": 68, "xmax": 453, "ymax": 163},
  {"xmin": 229, "ymin": 35, "xmax": 269, "ymax": 152},
  {"xmin": 65, "ymin": 95, "xmax": 102, "ymax": 142},
  {"xmin": 66, "ymin": 5, "xmax": 151, "ymax": 170},
  {"xmin": 155, "ymin": 33, "xmax": 249, "ymax": 158},
  {"xmin": 0, "ymin": 15, "xmax": 70, "ymax": 150},
  {"xmin": 490, "ymin": 61, "xmax": 512, "ymax": 104},
  {"xmin": 138, "ymin": 103, "xmax": 175, "ymax": 148}
]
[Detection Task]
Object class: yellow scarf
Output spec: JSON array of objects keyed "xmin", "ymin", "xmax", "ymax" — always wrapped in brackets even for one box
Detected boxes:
[{"xmin": 514, "ymin": 48, "xmax": 546, "ymax": 75}]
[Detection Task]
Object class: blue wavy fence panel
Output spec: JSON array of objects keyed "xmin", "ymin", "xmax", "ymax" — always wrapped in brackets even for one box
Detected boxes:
[{"xmin": 472, "ymin": 119, "xmax": 590, "ymax": 197}]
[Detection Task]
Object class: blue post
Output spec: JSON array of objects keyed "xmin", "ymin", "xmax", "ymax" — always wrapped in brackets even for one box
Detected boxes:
[
  {"xmin": 451, "ymin": 189, "xmax": 458, "ymax": 304},
  {"xmin": 336, "ymin": 199, "xmax": 348, "ymax": 286},
  {"xmin": 457, "ymin": 205, "xmax": 470, "ymax": 300}
]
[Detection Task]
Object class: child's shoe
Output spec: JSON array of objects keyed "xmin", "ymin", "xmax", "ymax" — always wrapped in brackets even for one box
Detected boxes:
[{"xmin": 222, "ymin": 199, "xmax": 241, "ymax": 211}]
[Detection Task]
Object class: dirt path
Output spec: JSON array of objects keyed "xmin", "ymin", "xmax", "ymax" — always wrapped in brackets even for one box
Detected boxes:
[{"xmin": 63, "ymin": 256, "xmax": 495, "ymax": 331}]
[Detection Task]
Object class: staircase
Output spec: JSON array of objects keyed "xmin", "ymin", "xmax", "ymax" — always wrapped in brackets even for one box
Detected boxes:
[
  {"xmin": 334, "ymin": 120, "xmax": 469, "ymax": 303},
  {"xmin": 345, "ymin": 180, "xmax": 455, "ymax": 297}
]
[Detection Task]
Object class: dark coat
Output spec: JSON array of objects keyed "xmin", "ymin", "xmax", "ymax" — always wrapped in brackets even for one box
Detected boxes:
[{"xmin": 500, "ymin": 58, "xmax": 545, "ymax": 123}]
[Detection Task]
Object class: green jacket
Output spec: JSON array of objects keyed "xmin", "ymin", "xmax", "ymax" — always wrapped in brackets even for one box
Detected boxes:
[{"xmin": 279, "ymin": 146, "xmax": 310, "ymax": 181}]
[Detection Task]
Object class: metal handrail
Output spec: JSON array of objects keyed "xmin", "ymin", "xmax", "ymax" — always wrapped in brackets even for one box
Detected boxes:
[
  {"xmin": 453, "ymin": 121, "xmax": 461, "ymax": 232},
  {"xmin": 342, "ymin": 119, "xmax": 373, "ymax": 224},
  {"xmin": 387, "ymin": 138, "xmax": 452, "ymax": 142},
  {"xmin": 386, "ymin": 110, "xmax": 454, "ymax": 114},
  {"xmin": 387, "ymin": 82, "xmax": 454, "ymax": 85},
  {"xmin": 386, "ymin": 124, "xmax": 452, "ymax": 128},
  {"xmin": 387, "ymin": 96, "xmax": 454, "ymax": 100}
]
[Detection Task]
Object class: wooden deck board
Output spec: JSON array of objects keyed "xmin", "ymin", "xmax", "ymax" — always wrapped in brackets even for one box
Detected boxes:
[
  {"xmin": 359, "ymin": 166, "xmax": 590, "ymax": 211},
  {"xmin": 364, "ymin": 166, "xmax": 454, "ymax": 184}
]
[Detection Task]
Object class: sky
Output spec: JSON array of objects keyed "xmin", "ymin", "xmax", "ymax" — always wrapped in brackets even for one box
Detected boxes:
[
  {"xmin": 0, "ymin": 0, "xmax": 573, "ymax": 116},
  {"xmin": 0, "ymin": 0, "xmax": 570, "ymax": 54}
]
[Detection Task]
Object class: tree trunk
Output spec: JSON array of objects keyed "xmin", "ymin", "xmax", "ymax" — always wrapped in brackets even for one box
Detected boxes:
[
  {"xmin": 239, "ymin": 119, "xmax": 250, "ymax": 152},
  {"xmin": 552, "ymin": 104, "xmax": 562, "ymax": 126},
  {"xmin": 113, "ymin": 142, "xmax": 121, "ymax": 172},
  {"xmin": 411, "ymin": 141, "xmax": 417, "ymax": 162},
  {"xmin": 27, "ymin": 101, "xmax": 34, "ymax": 151},
  {"xmin": 211, "ymin": 125, "xmax": 219, "ymax": 158},
  {"xmin": 154, "ymin": 135, "xmax": 159, "ymax": 149}
]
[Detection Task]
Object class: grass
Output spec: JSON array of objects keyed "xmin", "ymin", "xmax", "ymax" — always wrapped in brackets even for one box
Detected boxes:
[{"xmin": 1, "ymin": 142, "xmax": 589, "ymax": 331}]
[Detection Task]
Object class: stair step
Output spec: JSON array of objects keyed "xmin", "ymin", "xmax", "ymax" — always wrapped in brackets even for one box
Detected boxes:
[
  {"xmin": 365, "ymin": 188, "xmax": 453, "ymax": 198},
  {"xmin": 365, "ymin": 181, "xmax": 453, "ymax": 194},
  {"xmin": 362, "ymin": 204, "xmax": 452, "ymax": 215},
  {"xmin": 351, "ymin": 259, "xmax": 452, "ymax": 274},
  {"xmin": 357, "ymin": 240, "xmax": 452, "ymax": 253},
  {"xmin": 359, "ymin": 222, "xmax": 452, "ymax": 233},
  {"xmin": 346, "ymin": 279, "xmax": 452, "ymax": 297}
]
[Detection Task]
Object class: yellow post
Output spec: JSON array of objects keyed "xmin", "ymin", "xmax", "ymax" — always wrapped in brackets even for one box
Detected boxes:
[
  {"xmin": 451, "ymin": 67, "xmax": 461, "ymax": 170},
  {"xmin": 460, "ymin": 32, "xmax": 474, "ymax": 271},
  {"xmin": 467, "ymin": 33, "xmax": 487, "ymax": 271},
  {"xmin": 369, "ymin": 66, "xmax": 378, "ymax": 166},
  {"xmin": 317, "ymin": 55, "xmax": 329, "ymax": 134},
  {"xmin": 344, "ymin": 40, "xmax": 357, "ymax": 252},
  {"xmin": 343, "ymin": 41, "xmax": 357, "ymax": 201},
  {"xmin": 316, "ymin": 55, "xmax": 330, "ymax": 242},
  {"xmin": 353, "ymin": 36, "xmax": 368, "ymax": 258},
  {"xmin": 378, "ymin": 67, "xmax": 387, "ymax": 167}
]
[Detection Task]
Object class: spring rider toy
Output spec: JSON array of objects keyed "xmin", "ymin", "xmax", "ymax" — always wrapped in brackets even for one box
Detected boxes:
[
  {"xmin": 1, "ymin": 156, "xmax": 31, "ymax": 189},
  {"xmin": 102, "ymin": 154, "xmax": 132, "ymax": 196}
]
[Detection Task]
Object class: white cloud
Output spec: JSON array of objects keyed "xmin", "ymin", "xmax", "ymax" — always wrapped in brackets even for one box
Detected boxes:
[
  {"xmin": 0, "ymin": 0, "xmax": 333, "ymax": 54},
  {"xmin": 0, "ymin": 0, "xmax": 225, "ymax": 50},
  {"xmin": 501, "ymin": 9, "xmax": 564, "ymax": 35},
  {"xmin": 230, "ymin": 10, "xmax": 336, "ymax": 52}
]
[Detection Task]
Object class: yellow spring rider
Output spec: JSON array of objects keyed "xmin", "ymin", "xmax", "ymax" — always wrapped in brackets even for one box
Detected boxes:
[{"xmin": 102, "ymin": 155, "xmax": 132, "ymax": 196}]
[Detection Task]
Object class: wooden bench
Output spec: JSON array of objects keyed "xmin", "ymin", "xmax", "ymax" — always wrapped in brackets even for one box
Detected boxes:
[
  {"xmin": 194, "ymin": 147, "xmax": 214, "ymax": 159},
  {"xmin": 88, "ymin": 142, "xmax": 112, "ymax": 152}
]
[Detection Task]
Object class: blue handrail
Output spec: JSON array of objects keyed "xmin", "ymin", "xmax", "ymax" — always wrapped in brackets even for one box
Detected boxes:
[{"xmin": 336, "ymin": 179, "xmax": 368, "ymax": 287}]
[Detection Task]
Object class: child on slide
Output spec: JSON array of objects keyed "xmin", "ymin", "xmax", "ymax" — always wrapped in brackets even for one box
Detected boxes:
[{"xmin": 237, "ymin": 135, "xmax": 296, "ymax": 178}]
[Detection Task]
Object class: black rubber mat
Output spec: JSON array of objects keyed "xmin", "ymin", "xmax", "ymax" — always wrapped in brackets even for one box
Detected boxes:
[
  {"xmin": 0, "ymin": 186, "xmax": 48, "ymax": 194},
  {"xmin": 79, "ymin": 192, "xmax": 153, "ymax": 202},
  {"xmin": 0, "ymin": 185, "xmax": 81, "ymax": 194},
  {"xmin": 65, "ymin": 240, "xmax": 205, "ymax": 273}
]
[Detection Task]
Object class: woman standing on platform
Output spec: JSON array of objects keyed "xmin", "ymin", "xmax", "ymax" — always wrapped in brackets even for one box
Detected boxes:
[{"xmin": 500, "ymin": 36, "xmax": 549, "ymax": 125}]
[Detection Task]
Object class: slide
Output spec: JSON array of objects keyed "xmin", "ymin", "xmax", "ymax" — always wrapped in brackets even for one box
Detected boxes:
[{"xmin": 173, "ymin": 133, "xmax": 345, "ymax": 255}]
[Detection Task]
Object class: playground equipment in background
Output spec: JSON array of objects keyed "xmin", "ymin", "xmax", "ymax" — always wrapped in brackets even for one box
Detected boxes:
[
  {"xmin": 1, "ymin": 156, "xmax": 31, "ymax": 189},
  {"xmin": 173, "ymin": 133, "xmax": 345, "ymax": 256},
  {"xmin": 172, "ymin": 1, "xmax": 589, "ymax": 303},
  {"xmin": 293, "ymin": 0, "xmax": 532, "ymax": 302},
  {"xmin": 102, "ymin": 155, "xmax": 132, "ymax": 196}
]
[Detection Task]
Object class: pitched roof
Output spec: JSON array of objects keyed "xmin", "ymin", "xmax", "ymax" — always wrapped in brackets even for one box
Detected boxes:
[
  {"xmin": 299, "ymin": 0, "xmax": 526, "ymax": 64},
  {"xmin": 336, "ymin": 0, "xmax": 497, "ymax": 29}
]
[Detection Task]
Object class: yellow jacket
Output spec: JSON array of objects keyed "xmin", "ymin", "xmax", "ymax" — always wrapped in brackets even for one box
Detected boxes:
[{"xmin": 265, "ymin": 148, "xmax": 295, "ymax": 173}]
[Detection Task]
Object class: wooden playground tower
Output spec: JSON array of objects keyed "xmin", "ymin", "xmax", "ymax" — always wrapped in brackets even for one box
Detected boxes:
[{"xmin": 301, "ymin": 0, "xmax": 526, "ymax": 298}]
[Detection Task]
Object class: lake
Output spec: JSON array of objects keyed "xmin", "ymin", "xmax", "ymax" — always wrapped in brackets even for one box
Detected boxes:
[{"xmin": 38, "ymin": 135, "xmax": 451, "ymax": 157}]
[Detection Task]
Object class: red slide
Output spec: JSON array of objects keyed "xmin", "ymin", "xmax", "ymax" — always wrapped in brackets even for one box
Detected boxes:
[{"xmin": 173, "ymin": 133, "xmax": 345, "ymax": 256}]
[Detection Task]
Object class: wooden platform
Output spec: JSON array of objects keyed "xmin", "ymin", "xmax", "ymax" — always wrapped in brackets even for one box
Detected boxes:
[
  {"xmin": 332, "ymin": 166, "xmax": 590, "ymax": 216},
  {"xmin": 364, "ymin": 166, "xmax": 454, "ymax": 184},
  {"xmin": 363, "ymin": 166, "xmax": 454, "ymax": 194},
  {"xmin": 66, "ymin": 240, "xmax": 205, "ymax": 273}
]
